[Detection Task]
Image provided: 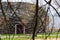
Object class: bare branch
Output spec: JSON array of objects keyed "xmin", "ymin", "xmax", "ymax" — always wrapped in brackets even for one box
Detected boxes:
[
  {"xmin": 0, "ymin": 0, "xmax": 7, "ymax": 23},
  {"xmin": 7, "ymin": 1, "xmax": 26, "ymax": 26}
]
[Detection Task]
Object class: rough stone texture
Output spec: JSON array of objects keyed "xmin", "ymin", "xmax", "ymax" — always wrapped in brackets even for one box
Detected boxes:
[{"xmin": 0, "ymin": 2, "xmax": 49, "ymax": 34}]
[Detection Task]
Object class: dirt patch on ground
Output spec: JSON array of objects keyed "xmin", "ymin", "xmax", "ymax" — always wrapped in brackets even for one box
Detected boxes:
[{"xmin": 35, "ymin": 38, "xmax": 60, "ymax": 40}]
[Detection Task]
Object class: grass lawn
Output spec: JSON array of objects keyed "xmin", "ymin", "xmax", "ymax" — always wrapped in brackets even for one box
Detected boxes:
[
  {"xmin": 1, "ymin": 32, "xmax": 60, "ymax": 40},
  {"xmin": 1, "ymin": 34, "xmax": 32, "ymax": 40},
  {"xmin": 1, "ymin": 37, "xmax": 30, "ymax": 40}
]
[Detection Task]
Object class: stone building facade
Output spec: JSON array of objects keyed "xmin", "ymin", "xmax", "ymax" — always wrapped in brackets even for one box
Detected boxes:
[{"xmin": 0, "ymin": 2, "xmax": 49, "ymax": 34}]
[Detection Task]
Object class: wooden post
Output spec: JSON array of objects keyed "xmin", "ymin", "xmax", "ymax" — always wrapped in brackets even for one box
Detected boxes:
[
  {"xmin": 15, "ymin": 24, "xmax": 17, "ymax": 34},
  {"xmin": 23, "ymin": 26, "xmax": 25, "ymax": 34}
]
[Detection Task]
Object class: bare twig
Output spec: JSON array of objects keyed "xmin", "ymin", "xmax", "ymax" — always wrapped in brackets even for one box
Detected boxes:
[
  {"xmin": 7, "ymin": 2, "xmax": 26, "ymax": 26},
  {"xmin": 0, "ymin": 0, "xmax": 7, "ymax": 23}
]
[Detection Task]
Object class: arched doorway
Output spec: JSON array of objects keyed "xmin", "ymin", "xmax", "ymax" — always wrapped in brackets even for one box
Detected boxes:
[
  {"xmin": 15, "ymin": 24, "xmax": 23, "ymax": 34},
  {"xmin": 17, "ymin": 24, "xmax": 23, "ymax": 34}
]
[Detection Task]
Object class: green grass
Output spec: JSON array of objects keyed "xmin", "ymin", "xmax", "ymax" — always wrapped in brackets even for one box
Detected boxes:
[
  {"xmin": 1, "ymin": 34, "xmax": 32, "ymax": 40},
  {"xmin": 37, "ymin": 32, "xmax": 60, "ymax": 38},
  {"xmin": 1, "ymin": 34, "xmax": 27, "ymax": 36},
  {"xmin": 1, "ymin": 37, "xmax": 30, "ymax": 40},
  {"xmin": 1, "ymin": 32, "xmax": 60, "ymax": 40}
]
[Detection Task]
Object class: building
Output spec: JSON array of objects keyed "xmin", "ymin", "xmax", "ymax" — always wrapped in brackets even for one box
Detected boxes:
[{"xmin": 0, "ymin": 2, "xmax": 49, "ymax": 34}]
